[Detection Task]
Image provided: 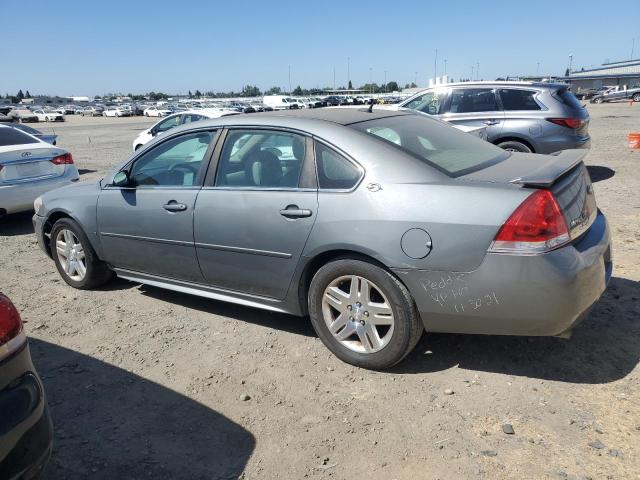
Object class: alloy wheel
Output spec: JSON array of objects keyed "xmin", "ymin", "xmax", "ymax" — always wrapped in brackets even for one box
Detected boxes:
[
  {"xmin": 55, "ymin": 229, "xmax": 87, "ymax": 282},
  {"xmin": 321, "ymin": 275, "xmax": 395, "ymax": 354}
]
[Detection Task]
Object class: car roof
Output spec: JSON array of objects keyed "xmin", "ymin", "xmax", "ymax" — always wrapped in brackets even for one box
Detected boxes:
[
  {"xmin": 417, "ymin": 80, "xmax": 567, "ymax": 90},
  {"xmin": 245, "ymin": 106, "xmax": 415, "ymax": 126}
]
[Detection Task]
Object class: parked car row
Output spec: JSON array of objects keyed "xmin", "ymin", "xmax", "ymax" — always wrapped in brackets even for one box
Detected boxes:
[{"xmin": 589, "ymin": 84, "xmax": 640, "ymax": 104}]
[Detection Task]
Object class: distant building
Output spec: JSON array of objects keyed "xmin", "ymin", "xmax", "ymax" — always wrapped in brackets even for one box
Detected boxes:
[{"xmin": 564, "ymin": 59, "xmax": 640, "ymax": 92}]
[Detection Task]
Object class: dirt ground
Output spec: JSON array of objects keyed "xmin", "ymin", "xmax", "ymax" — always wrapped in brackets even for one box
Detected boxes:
[{"xmin": 1, "ymin": 105, "xmax": 639, "ymax": 480}]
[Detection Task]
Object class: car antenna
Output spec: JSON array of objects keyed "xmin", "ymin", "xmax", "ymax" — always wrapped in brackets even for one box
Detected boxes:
[{"xmin": 368, "ymin": 99, "xmax": 375, "ymax": 113}]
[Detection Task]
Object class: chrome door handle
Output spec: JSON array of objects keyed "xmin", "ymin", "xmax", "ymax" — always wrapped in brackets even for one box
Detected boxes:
[
  {"xmin": 484, "ymin": 120, "xmax": 500, "ymax": 125},
  {"xmin": 163, "ymin": 202, "xmax": 187, "ymax": 212},
  {"xmin": 279, "ymin": 205, "xmax": 312, "ymax": 218}
]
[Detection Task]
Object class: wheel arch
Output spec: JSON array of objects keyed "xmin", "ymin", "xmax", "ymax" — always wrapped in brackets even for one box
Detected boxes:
[
  {"xmin": 295, "ymin": 248, "xmax": 408, "ymax": 316},
  {"xmin": 41, "ymin": 209, "xmax": 101, "ymax": 258},
  {"xmin": 493, "ymin": 136, "xmax": 535, "ymax": 153}
]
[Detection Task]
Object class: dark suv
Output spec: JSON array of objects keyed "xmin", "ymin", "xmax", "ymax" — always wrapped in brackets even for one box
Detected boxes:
[{"xmin": 399, "ymin": 81, "xmax": 590, "ymax": 153}]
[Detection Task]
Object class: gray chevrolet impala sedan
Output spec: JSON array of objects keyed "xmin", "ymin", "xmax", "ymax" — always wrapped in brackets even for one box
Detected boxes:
[{"xmin": 32, "ymin": 108, "xmax": 612, "ymax": 369}]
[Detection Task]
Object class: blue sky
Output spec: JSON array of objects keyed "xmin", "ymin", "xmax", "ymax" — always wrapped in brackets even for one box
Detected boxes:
[{"xmin": 4, "ymin": 0, "xmax": 639, "ymax": 96}]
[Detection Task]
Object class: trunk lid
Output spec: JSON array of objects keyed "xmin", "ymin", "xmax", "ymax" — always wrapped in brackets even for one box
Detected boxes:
[
  {"xmin": 0, "ymin": 146, "xmax": 66, "ymax": 184},
  {"xmin": 461, "ymin": 149, "xmax": 597, "ymax": 241}
]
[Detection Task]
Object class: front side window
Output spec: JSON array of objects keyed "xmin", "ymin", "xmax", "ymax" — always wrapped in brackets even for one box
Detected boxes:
[
  {"xmin": 499, "ymin": 89, "xmax": 541, "ymax": 111},
  {"xmin": 315, "ymin": 142, "xmax": 362, "ymax": 190},
  {"xmin": 215, "ymin": 130, "xmax": 306, "ymax": 188},
  {"xmin": 449, "ymin": 88, "xmax": 498, "ymax": 113},
  {"xmin": 403, "ymin": 90, "xmax": 446, "ymax": 115},
  {"xmin": 155, "ymin": 115, "xmax": 182, "ymax": 133},
  {"xmin": 350, "ymin": 114, "xmax": 507, "ymax": 176},
  {"xmin": 182, "ymin": 114, "xmax": 204, "ymax": 124},
  {"xmin": 130, "ymin": 131, "xmax": 213, "ymax": 187}
]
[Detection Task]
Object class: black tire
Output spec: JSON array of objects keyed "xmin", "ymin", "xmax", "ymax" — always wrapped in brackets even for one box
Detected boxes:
[
  {"xmin": 50, "ymin": 218, "xmax": 113, "ymax": 290},
  {"xmin": 308, "ymin": 259, "xmax": 423, "ymax": 370},
  {"xmin": 633, "ymin": 93, "xmax": 640, "ymax": 102},
  {"xmin": 497, "ymin": 140, "xmax": 532, "ymax": 153},
  {"xmin": 593, "ymin": 97, "xmax": 604, "ymax": 104}
]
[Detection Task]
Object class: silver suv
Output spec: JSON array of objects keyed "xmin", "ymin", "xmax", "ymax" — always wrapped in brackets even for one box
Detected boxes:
[{"xmin": 399, "ymin": 81, "xmax": 590, "ymax": 153}]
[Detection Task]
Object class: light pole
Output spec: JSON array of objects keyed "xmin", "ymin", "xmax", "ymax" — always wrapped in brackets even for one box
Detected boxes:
[
  {"xmin": 471, "ymin": 65, "xmax": 474, "ymax": 81},
  {"xmin": 288, "ymin": 65, "xmax": 291, "ymax": 94},
  {"xmin": 414, "ymin": 71, "xmax": 417, "ymax": 85},
  {"xmin": 333, "ymin": 67, "xmax": 336, "ymax": 91},
  {"xmin": 369, "ymin": 67, "xmax": 372, "ymax": 95},
  {"xmin": 444, "ymin": 59, "xmax": 447, "ymax": 76},
  {"xmin": 476, "ymin": 61, "xmax": 479, "ymax": 80},
  {"xmin": 347, "ymin": 57, "xmax": 350, "ymax": 88},
  {"xmin": 434, "ymin": 48, "xmax": 438, "ymax": 79},
  {"xmin": 384, "ymin": 70, "xmax": 387, "ymax": 93},
  {"xmin": 568, "ymin": 54, "xmax": 573, "ymax": 74},
  {"xmin": 536, "ymin": 62, "xmax": 540, "ymax": 76}
]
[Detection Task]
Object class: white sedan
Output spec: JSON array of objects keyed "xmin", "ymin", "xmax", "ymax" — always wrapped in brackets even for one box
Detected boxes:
[
  {"xmin": 32, "ymin": 109, "xmax": 64, "ymax": 122},
  {"xmin": 103, "ymin": 107, "xmax": 130, "ymax": 117},
  {"xmin": 143, "ymin": 106, "xmax": 172, "ymax": 117},
  {"xmin": 132, "ymin": 108, "xmax": 239, "ymax": 150}
]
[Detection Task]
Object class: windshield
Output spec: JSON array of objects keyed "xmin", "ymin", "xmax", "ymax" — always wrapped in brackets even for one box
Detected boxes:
[{"xmin": 349, "ymin": 114, "xmax": 508, "ymax": 176}]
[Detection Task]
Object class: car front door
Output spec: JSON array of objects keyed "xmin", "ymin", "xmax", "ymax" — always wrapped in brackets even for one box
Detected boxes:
[
  {"xmin": 193, "ymin": 128, "xmax": 318, "ymax": 299},
  {"xmin": 441, "ymin": 87, "xmax": 504, "ymax": 142},
  {"xmin": 97, "ymin": 129, "xmax": 218, "ymax": 282}
]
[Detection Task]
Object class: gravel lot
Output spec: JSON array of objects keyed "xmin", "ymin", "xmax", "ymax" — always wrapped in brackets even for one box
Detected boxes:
[{"xmin": 1, "ymin": 105, "xmax": 639, "ymax": 480}]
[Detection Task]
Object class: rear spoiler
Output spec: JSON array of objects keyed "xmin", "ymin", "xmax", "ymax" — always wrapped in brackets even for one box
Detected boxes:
[{"xmin": 509, "ymin": 149, "xmax": 587, "ymax": 188}]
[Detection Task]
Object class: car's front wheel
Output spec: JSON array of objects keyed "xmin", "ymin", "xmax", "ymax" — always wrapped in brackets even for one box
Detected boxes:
[
  {"xmin": 308, "ymin": 259, "xmax": 423, "ymax": 369},
  {"xmin": 633, "ymin": 93, "xmax": 640, "ymax": 102},
  {"xmin": 50, "ymin": 218, "xmax": 113, "ymax": 290},
  {"xmin": 594, "ymin": 97, "xmax": 604, "ymax": 104}
]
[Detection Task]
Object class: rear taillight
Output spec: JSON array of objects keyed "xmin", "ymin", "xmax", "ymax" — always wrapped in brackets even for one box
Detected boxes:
[
  {"xmin": 546, "ymin": 118, "xmax": 585, "ymax": 129},
  {"xmin": 489, "ymin": 190, "xmax": 570, "ymax": 254},
  {"xmin": 50, "ymin": 152, "xmax": 73, "ymax": 165},
  {"xmin": 0, "ymin": 293, "xmax": 25, "ymax": 360}
]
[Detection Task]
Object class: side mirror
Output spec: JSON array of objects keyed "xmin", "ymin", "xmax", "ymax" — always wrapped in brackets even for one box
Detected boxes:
[
  {"xmin": 150, "ymin": 127, "xmax": 157, "ymax": 137},
  {"xmin": 112, "ymin": 171, "xmax": 131, "ymax": 187}
]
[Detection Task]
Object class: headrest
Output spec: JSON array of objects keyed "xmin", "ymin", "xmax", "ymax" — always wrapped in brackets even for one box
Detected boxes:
[{"xmin": 246, "ymin": 150, "xmax": 282, "ymax": 186}]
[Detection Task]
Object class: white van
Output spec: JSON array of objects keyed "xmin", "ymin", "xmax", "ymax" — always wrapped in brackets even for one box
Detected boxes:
[{"xmin": 262, "ymin": 95, "xmax": 298, "ymax": 110}]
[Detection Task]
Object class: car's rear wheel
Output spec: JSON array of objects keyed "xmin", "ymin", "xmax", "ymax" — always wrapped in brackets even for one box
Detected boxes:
[
  {"xmin": 308, "ymin": 259, "xmax": 423, "ymax": 370},
  {"xmin": 594, "ymin": 97, "xmax": 604, "ymax": 104},
  {"xmin": 497, "ymin": 140, "xmax": 532, "ymax": 153},
  {"xmin": 633, "ymin": 93, "xmax": 640, "ymax": 102},
  {"xmin": 51, "ymin": 218, "xmax": 113, "ymax": 290}
]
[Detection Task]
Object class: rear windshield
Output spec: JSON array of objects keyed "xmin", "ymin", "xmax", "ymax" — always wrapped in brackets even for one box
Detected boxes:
[
  {"xmin": 349, "ymin": 114, "xmax": 507, "ymax": 176},
  {"xmin": 557, "ymin": 89, "xmax": 584, "ymax": 110},
  {"xmin": 0, "ymin": 127, "xmax": 39, "ymax": 146}
]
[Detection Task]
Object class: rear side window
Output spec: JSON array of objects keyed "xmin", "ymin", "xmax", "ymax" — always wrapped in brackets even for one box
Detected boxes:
[
  {"xmin": 555, "ymin": 89, "xmax": 584, "ymax": 110},
  {"xmin": 315, "ymin": 142, "xmax": 362, "ymax": 190},
  {"xmin": 449, "ymin": 88, "xmax": 498, "ymax": 113},
  {"xmin": 499, "ymin": 89, "xmax": 541, "ymax": 110},
  {"xmin": 0, "ymin": 127, "xmax": 39, "ymax": 146}
]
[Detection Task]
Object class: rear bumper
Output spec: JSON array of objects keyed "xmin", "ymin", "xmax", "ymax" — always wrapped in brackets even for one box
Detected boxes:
[
  {"xmin": 0, "ymin": 167, "xmax": 80, "ymax": 215},
  {"xmin": 393, "ymin": 210, "xmax": 611, "ymax": 336},
  {"xmin": 536, "ymin": 135, "xmax": 591, "ymax": 154},
  {"xmin": 0, "ymin": 345, "xmax": 53, "ymax": 480}
]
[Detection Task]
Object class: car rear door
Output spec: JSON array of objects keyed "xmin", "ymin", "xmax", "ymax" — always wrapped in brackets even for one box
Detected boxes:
[
  {"xmin": 193, "ymin": 128, "xmax": 318, "ymax": 299},
  {"xmin": 97, "ymin": 129, "xmax": 218, "ymax": 282},
  {"xmin": 441, "ymin": 87, "xmax": 505, "ymax": 142}
]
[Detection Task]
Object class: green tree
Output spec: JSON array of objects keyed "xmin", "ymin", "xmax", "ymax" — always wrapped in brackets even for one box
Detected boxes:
[
  {"xmin": 292, "ymin": 85, "xmax": 303, "ymax": 96},
  {"xmin": 410, "ymin": 82, "xmax": 417, "ymax": 88},
  {"xmin": 25, "ymin": 90, "xmax": 31, "ymax": 98},
  {"xmin": 16, "ymin": 90, "xmax": 24, "ymax": 101},
  {"xmin": 241, "ymin": 85, "xmax": 261, "ymax": 97},
  {"xmin": 348, "ymin": 80, "xmax": 353, "ymax": 90},
  {"xmin": 386, "ymin": 81, "xmax": 399, "ymax": 92},
  {"xmin": 194, "ymin": 90, "xmax": 202, "ymax": 98},
  {"xmin": 266, "ymin": 86, "xmax": 281, "ymax": 95},
  {"xmin": 188, "ymin": 90, "xmax": 193, "ymax": 98}
]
